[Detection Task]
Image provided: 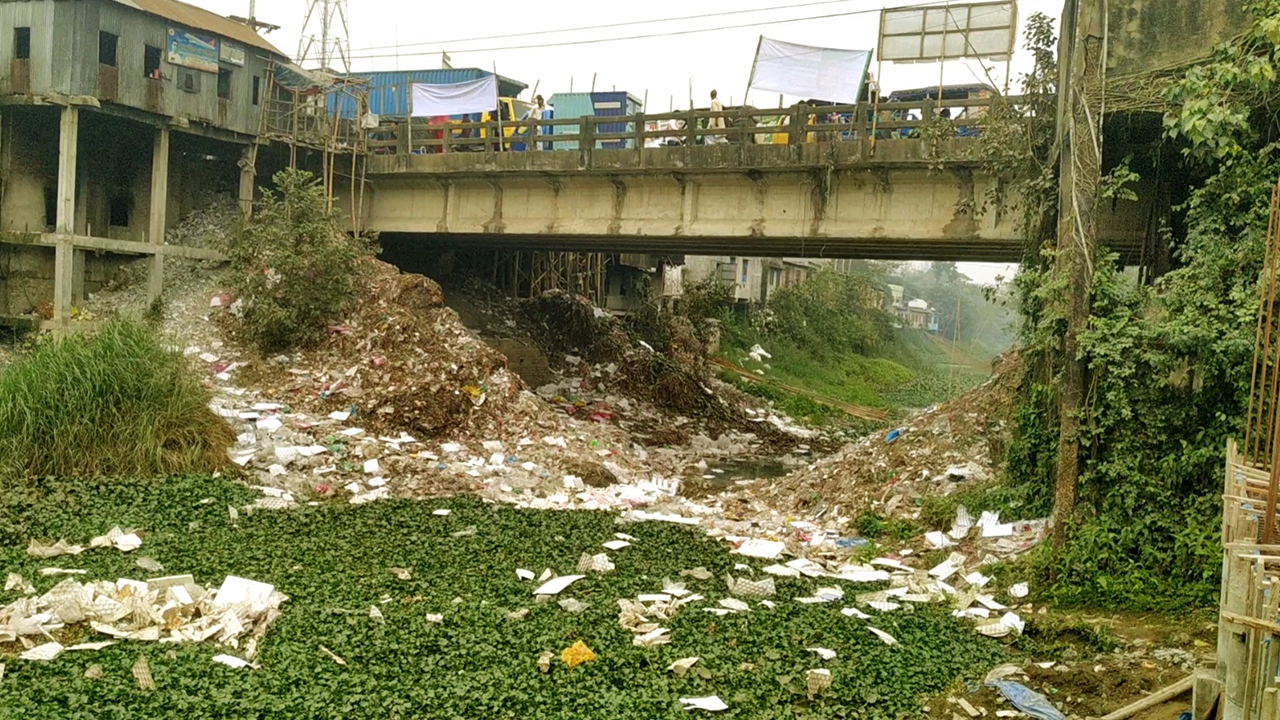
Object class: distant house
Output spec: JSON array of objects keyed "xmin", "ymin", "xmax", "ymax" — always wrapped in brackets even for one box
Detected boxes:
[{"xmin": 887, "ymin": 288, "xmax": 935, "ymax": 330}]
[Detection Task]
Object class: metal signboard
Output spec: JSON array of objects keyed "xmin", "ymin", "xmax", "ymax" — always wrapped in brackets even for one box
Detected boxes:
[
  {"xmin": 167, "ymin": 28, "xmax": 220, "ymax": 73},
  {"xmin": 878, "ymin": 1, "xmax": 1017, "ymax": 63},
  {"xmin": 219, "ymin": 41, "xmax": 245, "ymax": 67}
]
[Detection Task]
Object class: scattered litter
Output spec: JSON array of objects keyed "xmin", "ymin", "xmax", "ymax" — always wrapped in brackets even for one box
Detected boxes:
[
  {"xmin": 668, "ymin": 657, "xmax": 701, "ymax": 672},
  {"xmin": 1009, "ymin": 582, "xmax": 1029, "ymax": 598},
  {"xmin": 797, "ymin": 587, "xmax": 844, "ymax": 604},
  {"xmin": 20, "ymin": 642, "xmax": 65, "ymax": 662},
  {"xmin": 5, "ymin": 573, "xmax": 34, "ymax": 594},
  {"xmin": 806, "ymin": 668, "xmax": 833, "ymax": 697},
  {"xmin": 561, "ymin": 640, "xmax": 597, "ymax": 668},
  {"xmin": 537, "ymin": 650, "xmax": 554, "ymax": 673},
  {"xmin": 985, "ymin": 679, "xmax": 1066, "ymax": 720},
  {"xmin": 135, "ymin": 557, "xmax": 164, "ymax": 573},
  {"xmin": 432, "ymin": 509, "xmax": 452, "ymax": 516},
  {"xmin": 319, "ymin": 645, "xmax": 347, "ymax": 665},
  {"xmin": 808, "ymin": 647, "xmax": 837, "ymax": 660},
  {"xmin": 762, "ymin": 564, "xmax": 801, "ymax": 578},
  {"xmin": 425, "ymin": 613, "xmax": 443, "ymax": 623},
  {"xmin": 450, "ymin": 526, "xmax": 477, "ymax": 538},
  {"xmin": 841, "ymin": 607, "xmax": 872, "ymax": 619},
  {"xmin": 719, "ymin": 598, "xmax": 751, "ymax": 613},
  {"xmin": 212, "ymin": 654, "xmax": 256, "ymax": 669},
  {"xmin": 576, "ymin": 553, "xmax": 615, "ymax": 573},
  {"xmin": 88, "ymin": 527, "xmax": 143, "ymax": 553},
  {"xmin": 132, "ymin": 655, "xmax": 155, "ymax": 691},
  {"xmin": 867, "ymin": 627, "xmax": 898, "ymax": 645},
  {"xmin": 533, "ymin": 575, "xmax": 585, "ymax": 596},
  {"xmin": 66, "ymin": 641, "xmax": 117, "ymax": 651},
  {"xmin": 39, "ymin": 568, "xmax": 88, "ymax": 576},
  {"xmin": 390, "ymin": 567, "xmax": 413, "ymax": 580},
  {"xmin": 633, "ymin": 628, "xmax": 671, "ymax": 646},
  {"xmin": 681, "ymin": 567, "xmax": 714, "ymax": 580},
  {"xmin": 602, "ymin": 540, "xmax": 631, "ymax": 550},
  {"xmin": 83, "ymin": 664, "xmax": 103, "ymax": 680},
  {"xmin": 557, "ymin": 598, "xmax": 590, "ymax": 614},
  {"xmin": 725, "ymin": 575, "xmax": 776, "ymax": 598},
  {"xmin": 681, "ymin": 696, "xmax": 729, "ymax": 712},
  {"xmin": 785, "ymin": 558, "xmax": 827, "ymax": 577},
  {"xmin": 369, "ymin": 606, "xmax": 385, "ymax": 622},
  {"xmin": 925, "ymin": 531, "xmax": 954, "ymax": 549},
  {"xmin": 27, "ymin": 539, "xmax": 84, "ymax": 558},
  {"xmin": 734, "ymin": 538, "xmax": 785, "ymax": 559},
  {"xmin": 516, "ymin": 569, "xmax": 535, "ymax": 581},
  {"xmin": 507, "ymin": 608, "xmax": 530, "ymax": 620}
]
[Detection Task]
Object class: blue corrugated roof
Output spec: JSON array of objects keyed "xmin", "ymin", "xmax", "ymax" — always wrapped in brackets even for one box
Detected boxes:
[{"xmin": 328, "ymin": 69, "xmax": 529, "ymax": 119}]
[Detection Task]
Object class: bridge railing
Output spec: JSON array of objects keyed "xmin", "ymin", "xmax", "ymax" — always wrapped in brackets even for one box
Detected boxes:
[{"xmin": 364, "ymin": 95, "xmax": 1033, "ymax": 162}]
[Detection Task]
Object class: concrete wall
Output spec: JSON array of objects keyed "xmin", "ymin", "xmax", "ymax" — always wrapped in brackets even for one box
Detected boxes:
[
  {"xmin": 1104, "ymin": 0, "xmax": 1251, "ymax": 76},
  {"xmin": 0, "ymin": 0, "xmax": 275, "ymax": 137}
]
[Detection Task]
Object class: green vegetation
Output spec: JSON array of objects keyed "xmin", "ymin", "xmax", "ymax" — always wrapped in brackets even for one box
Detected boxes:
[
  {"xmin": 1001, "ymin": 4, "xmax": 1280, "ymax": 610},
  {"xmin": 0, "ymin": 476, "xmax": 1004, "ymax": 719},
  {"xmin": 0, "ymin": 320, "xmax": 232, "ymax": 479},
  {"xmin": 708, "ymin": 267, "xmax": 1002, "ymax": 427},
  {"xmin": 229, "ymin": 169, "xmax": 374, "ymax": 354}
]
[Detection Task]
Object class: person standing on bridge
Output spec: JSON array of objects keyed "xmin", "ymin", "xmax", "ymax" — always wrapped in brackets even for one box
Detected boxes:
[
  {"xmin": 708, "ymin": 90, "xmax": 727, "ymax": 145},
  {"xmin": 522, "ymin": 95, "xmax": 546, "ymax": 151}
]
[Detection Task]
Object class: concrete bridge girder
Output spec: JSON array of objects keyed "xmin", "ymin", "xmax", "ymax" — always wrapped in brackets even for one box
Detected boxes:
[{"xmin": 352, "ymin": 143, "xmax": 1151, "ymax": 263}]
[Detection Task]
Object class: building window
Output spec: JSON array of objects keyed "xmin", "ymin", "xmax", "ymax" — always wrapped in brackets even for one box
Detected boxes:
[
  {"xmin": 740, "ymin": 259, "xmax": 750, "ymax": 284},
  {"xmin": 252, "ymin": 75, "xmax": 261, "ymax": 105},
  {"xmin": 109, "ymin": 196, "xmax": 129, "ymax": 227},
  {"xmin": 217, "ymin": 68, "xmax": 232, "ymax": 100},
  {"xmin": 98, "ymin": 31, "xmax": 118, "ymax": 67},
  {"xmin": 144, "ymin": 45, "xmax": 161, "ymax": 79},
  {"xmin": 177, "ymin": 68, "xmax": 200, "ymax": 93},
  {"xmin": 15, "ymin": 27, "xmax": 31, "ymax": 60}
]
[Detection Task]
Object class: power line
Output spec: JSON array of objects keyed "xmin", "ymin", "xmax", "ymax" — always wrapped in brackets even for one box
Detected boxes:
[
  {"xmin": 354, "ymin": 0, "xmax": 890, "ymax": 54},
  {"xmin": 344, "ymin": 0, "xmax": 947, "ymax": 62}
]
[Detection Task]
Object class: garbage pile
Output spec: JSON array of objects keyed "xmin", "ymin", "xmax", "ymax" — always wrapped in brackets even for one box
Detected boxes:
[
  {"xmin": 1, "ymin": 572, "xmax": 285, "ymax": 665},
  {"xmin": 758, "ymin": 353, "xmax": 1019, "ymax": 518}
]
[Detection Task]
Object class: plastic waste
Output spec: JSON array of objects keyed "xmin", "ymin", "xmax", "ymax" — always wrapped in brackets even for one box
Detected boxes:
[
  {"xmin": 885, "ymin": 428, "xmax": 904, "ymax": 443},
  {"xmin": 985, "ymin": 679, "xmax": 1066, "ymax": 720}
]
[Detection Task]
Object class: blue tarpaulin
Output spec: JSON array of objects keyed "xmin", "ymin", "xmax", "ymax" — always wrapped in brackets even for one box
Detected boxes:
[{"xmin": 986, "ymin": 680, "xmax": 1066, "ymax": 720}]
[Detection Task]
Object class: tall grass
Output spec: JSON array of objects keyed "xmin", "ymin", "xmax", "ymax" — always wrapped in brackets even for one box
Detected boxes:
[{"xmin": 0, "ymin": 320, "xmax": 233, "ymax": 478}]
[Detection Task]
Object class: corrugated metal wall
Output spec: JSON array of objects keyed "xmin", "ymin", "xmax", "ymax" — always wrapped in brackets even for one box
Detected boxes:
[
  {"xmin": 0, "ymin": 0, "xmax": 274, "ymax": 137},
  {"xmin": 329, "ymin": 69, "xmax": 528, "ymax": 119}
]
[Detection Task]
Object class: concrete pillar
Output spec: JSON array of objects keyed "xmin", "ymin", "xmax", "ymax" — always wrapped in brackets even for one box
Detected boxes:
[
  {"xmin": 147, "ymin": 126, "xmax": 169, "ymax": 303},
  {"xmin": 52, "ymin": 105, "xmax": 79, "ymax": 328}
]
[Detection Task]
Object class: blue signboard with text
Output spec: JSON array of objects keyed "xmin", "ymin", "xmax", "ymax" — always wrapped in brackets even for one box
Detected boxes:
[{"xmin": 167, "ymin": 28, "xmax": 219, "ymax": 73}]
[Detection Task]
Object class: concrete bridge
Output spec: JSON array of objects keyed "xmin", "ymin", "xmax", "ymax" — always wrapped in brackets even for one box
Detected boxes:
[{"xmin": 350, "ymin": 103, "xmax": 1152, "ymax": 263}]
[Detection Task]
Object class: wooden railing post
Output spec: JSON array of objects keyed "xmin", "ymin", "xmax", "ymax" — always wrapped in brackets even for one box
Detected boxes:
[
  {"xmin": 790, "ymin": 103, "xmax": 806, "ymax": 146},
  {"xmin": 398, "ymin": 120, "xmax": 409, "ymax": 155},
  {"xmin": 634, "ymin": 111, "xmax": 645, "ymax": 154},
  {"xmin": 580, "ymin": 116, "xmax": 595, "ymax": 168},
  {"xmin": 686, "ymin": 110, "xmax": 698, "ymax": 148},
  {"xmin": 442, "ymin": 124, "xmax": 452, "ymax": 154}
]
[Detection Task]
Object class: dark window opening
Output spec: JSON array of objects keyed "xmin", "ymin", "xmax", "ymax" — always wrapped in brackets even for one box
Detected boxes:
[
  {"xmin": 98, "ymin": 31, "xmax": 118, "ymax": 67},
  {"xmin": 251, "ymin": 75, "xmax": 260, "ymax": 105},
  {"xmin": 15, "ymin": 27, "xmax": 31, "ymax": 60},
  {"xmin": 217, "ymin": 68, "xmax": 232, "ymax": 100},
  {"xmin": 43, "ymin": 186, "xmax": 56, "ymax": 229},
  {"xmin": 178, "ymin": 68, "xmax": 199, "ymax": 93},
  {"xmin": 109, "ymin": 197, "xmax": 129, "ymax": 227},
  {"xmin": 144, "ymin": 45, "xmax": 161, "ymax": 79}
]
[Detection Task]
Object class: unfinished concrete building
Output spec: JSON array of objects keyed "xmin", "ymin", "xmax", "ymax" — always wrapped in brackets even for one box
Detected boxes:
[{"xmin": 0, "ymin": 0, "xmax": 312, "ymax": 327}]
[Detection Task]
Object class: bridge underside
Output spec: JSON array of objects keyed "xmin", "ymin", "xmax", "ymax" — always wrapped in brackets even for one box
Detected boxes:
[
  {"xmin": 354, "ymin": 142, "xmax": 1150, "ymax": 264},
  {"xmin": 381, "ymin": 232, "xmax": 1037, "ymax": 262}
]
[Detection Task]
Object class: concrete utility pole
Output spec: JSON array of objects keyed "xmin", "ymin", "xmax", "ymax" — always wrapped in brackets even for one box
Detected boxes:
[
  {"xmin": 297, "ymin": 0, "xmax": 351, "ymax": 73},
  {"xmin": 1052, "ymin": 0, "xmax": 1107, "ymax": 550}
]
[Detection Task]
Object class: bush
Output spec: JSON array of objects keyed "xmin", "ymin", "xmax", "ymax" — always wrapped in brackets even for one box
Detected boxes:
[
  {"xmin": 230, "ymin": 169, "xmax": 374, "ymax": 353},
  {"xmin": 0, "ymin": 319, "xmax": 234, "ymax": 478}
]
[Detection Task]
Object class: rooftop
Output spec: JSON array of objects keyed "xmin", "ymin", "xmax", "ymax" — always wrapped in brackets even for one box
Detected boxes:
[{"xmin": 111, "ymin": 0, "xmax": 284, "ymax": 56}]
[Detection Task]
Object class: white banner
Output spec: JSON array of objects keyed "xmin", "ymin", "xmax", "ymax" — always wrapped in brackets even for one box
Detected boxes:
[
  {"xmin": 748, "ymin": 37, "xmax": 873, "ymax": 105},
  {"xmin": 410, "ymin": 76, "xmax": 498, "ymax": 117}
]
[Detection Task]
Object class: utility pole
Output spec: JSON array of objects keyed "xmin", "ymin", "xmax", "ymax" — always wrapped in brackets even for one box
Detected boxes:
[
  {"xmin": 297, "ymin": 0, "xmax": 351, "ymax": 73},
  {"xmin": 1051, "ymin": 0, "xmax": 1107, "ymax": 551}
]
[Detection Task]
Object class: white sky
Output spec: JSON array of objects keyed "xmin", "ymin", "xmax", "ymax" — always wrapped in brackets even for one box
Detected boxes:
[{"xmin": 192, "ymin": 0, "xmax": 1066, "ymax": 283}]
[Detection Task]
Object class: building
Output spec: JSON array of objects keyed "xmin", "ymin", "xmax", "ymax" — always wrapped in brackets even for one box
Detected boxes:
[
  {"xmin": 886, "ymin": 287, "xmax": 936, "ymax": 330},
  {"xmin": 683, "ymin": 256, "xmax": 827, "ymax": 304},
  {"xmin": 0, "ymin": 0, "xmax": 352, "ymax": 327}
]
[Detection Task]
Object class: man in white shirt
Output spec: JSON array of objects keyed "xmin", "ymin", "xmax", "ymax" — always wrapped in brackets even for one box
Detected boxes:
[
  {"xmin": 523, "ymin": 95, "xmax": 546, "ymax": 150},
  {"xmin": 708, "ymin": 89, "xmax": 727, "ymax": 144}
]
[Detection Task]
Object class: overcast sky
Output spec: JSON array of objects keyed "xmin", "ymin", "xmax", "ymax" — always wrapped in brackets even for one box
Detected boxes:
[{"xmin": 190, "ymin": 0, "xmax": 1065, "ymax": 284}]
